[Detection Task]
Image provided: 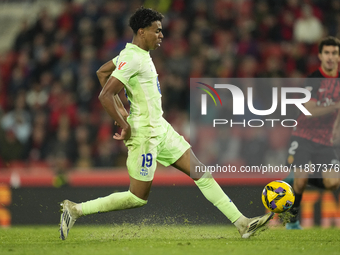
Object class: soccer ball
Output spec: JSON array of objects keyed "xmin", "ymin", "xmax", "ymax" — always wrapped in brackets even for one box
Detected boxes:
[{"xmin": 261, "ymin": 180, "xmax": 295, "ymax": 213}]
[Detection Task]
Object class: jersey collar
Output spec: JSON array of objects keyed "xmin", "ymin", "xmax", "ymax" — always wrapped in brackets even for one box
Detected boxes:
[
  {"xmin": 126, "ymin": 43, "xmax": 150, "ymax": 55},
  {"xmin": 319, "ymin": 66, "xmax": 339, "ymax": 78}
]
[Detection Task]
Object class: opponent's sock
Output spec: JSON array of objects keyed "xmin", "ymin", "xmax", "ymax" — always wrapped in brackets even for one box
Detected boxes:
[
  {"xmin": 195, "ymin": 172, "xmax": 242, "ymax": 223},
  {"xmin": 307, "ymin": 178, "xmax": 325, "ymax": 189},
  {"xmin": 81, "ymin": 190, "xmax": 147, "ymax": 216},
  {"xmin": 289, "ymin": 193, "xmax": 302, "ymax": 223}
]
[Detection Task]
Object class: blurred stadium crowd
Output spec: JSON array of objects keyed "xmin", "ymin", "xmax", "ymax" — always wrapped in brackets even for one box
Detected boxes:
[{"xmin": 0, "ymin": 0, "xmax": 339, "ymax": 173}]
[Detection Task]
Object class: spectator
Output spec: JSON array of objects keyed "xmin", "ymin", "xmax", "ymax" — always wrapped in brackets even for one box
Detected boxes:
[
  {"xmin": 49, "ymin": 91, "xmax": 78, "ymax": 131},
  {"xmin": 94, "ymin": 139, "xmax": 120, "ymax": 168},
  {"xmin": 13, "ymin": 19, "xmax": 33, "ymax": 52},
  {"xmin": 0, "ymin": 0, "xmax": 338, "ymax": 172},
  {"xmin": 46, "ymin": 126, "xmax": 76, "ymax": 164},
  {"xmin": 1, "ymin": 92, "xmax": 31, "ymax": 144},
  {"xmin": 293, "ymin": 4, "xmax": 323, "ymax": 44},
  {"xmin": 26, "ymin": 82, "xmax": 49, "ymax": 111},
  {"xmin": 75, "ymin": 143, "xmax": 93, "ymax": 169},
  {"xmin": 0, "ymin": 128, "xmax": 24, "ymax": 163},
  {"xmin": 24, "ymin": 124, "xmax": 48, "ymax": 161},
  {"xmin": 0, "ymin": 78, "xmax": 7, "ymax": 111}
]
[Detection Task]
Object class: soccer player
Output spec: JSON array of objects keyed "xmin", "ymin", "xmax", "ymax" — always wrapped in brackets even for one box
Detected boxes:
[
  {"xmin": 285, "ymin": 36, "xmax": 340, "ymax": 229},
  {"xmin": 59, "ymin": 7, "xmax": 273, "ymax": 240}
]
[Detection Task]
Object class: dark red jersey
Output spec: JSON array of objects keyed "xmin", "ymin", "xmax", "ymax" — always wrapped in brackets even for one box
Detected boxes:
[{"xmin": 292, "ymin": 67, "xmax": 340, "ymax": 146}]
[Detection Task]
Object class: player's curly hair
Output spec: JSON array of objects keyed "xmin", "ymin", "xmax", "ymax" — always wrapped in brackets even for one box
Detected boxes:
[
  {"xmin": 129, "ymin": 7, "xmax": 164, "ymax": 34},
  {"xmin": 319, "ymin": 36, "xmax": 340, "ymax": 54}
]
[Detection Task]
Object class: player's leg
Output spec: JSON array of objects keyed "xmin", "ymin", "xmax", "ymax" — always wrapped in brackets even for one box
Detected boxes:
[
  {"xmin": 323, "ymin": 177, "xmax": 340, "ymax": 190},
  {"xmin": 320, "ymin": 146, "xmax": 340, "ymax": 191},
  {"xmin": 60, "ymin": 137, "xmax": 155, "ymax": 240},
  {"xmin": 168, "ymin": 146, "xmax": 204, "ymax": 180},
  {"xmin": 288, "ymin": 147, "xmax": 339, "ymax": 230},
  {"xmin": 285, "ymin": 136, "xmax": 312, "ymax": 229},
  {"xmin": 287, "ymin": 169, "xmax": 339, "ymax": 229},
  {"xmin": 172, "ymin": 148, "xmax": 273, "ymax": 238},
  {"xmin": 156, "ymin": 124, "xmax": 273, "ymax": 238},
  {"xmin": 285, "ymin": 176, "xmax": 308, "ymax": 229},
  {"xmin": 307, "ymin": 177, "xmax": 325, "ymax": 189},
  {"xmin": 321, "ymin": 169, "xmax": 340, "ymax": 190},
  {"xmin": 80, "ymin": 137, "xmax": 157, "ymax": 213},
  {"xmin": 60, "ymin": 177, "xmax": 150, "ymax": 240},
  {"xmin": 129, "ymin": 176, "xmax": 153, "ymax": 200},
  {"xmin": 80, "ymin": 177, "xmax": 151, "ymax": 216},
  {"xmin": 172, "ymin": 148, "xmax": 242, "ymax": 223}
]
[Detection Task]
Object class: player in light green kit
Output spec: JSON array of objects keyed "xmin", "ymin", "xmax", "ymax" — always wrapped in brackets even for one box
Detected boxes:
[{"xmin": 59, "ymin": 7, "xmax": 273, "ymax": 240}]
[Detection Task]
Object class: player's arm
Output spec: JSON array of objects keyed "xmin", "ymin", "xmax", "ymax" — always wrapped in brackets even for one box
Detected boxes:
[
  {"xmin": 304, "ymin": 100, "xmax": 340, "ymax": 118},
  {"xmin": 97, "ymin": 60, "xmax": 116, "ymax": 87},
  {"xmin": 96, "ymin": 60, "xmax": 129, "ymax": 120},
  {"xmin": 98, "ymin": 76, "xmax": 131, "ymax": 141}
]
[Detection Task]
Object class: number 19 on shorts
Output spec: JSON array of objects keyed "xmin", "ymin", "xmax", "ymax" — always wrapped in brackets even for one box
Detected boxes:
[{"xmin": 140, "ymin": 153, "xmax": 153, "ymax": 176}]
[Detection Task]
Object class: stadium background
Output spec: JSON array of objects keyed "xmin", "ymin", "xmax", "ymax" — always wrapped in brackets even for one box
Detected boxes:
[{"xmin": 0, "ymin": 0, "xmax": 339, "ymax": 228}]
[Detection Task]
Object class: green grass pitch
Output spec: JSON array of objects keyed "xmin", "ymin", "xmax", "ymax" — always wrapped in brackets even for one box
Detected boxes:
[{"xmin": 1, "ymin": 225, "xmax": 340, "ymax": 255}]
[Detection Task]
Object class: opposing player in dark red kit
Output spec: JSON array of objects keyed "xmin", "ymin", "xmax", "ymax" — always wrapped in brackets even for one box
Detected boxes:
[{"xmin": 286, "ymin": 36, "xmax": 340, "ymax": 229}]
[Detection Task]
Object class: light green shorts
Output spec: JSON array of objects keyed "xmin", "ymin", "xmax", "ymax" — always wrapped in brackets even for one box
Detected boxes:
[{"xmin": 124, "ymin": 123, "xmax": 191, "ymax": 181}]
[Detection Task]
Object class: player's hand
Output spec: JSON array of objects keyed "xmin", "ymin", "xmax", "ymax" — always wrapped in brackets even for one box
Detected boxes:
[{"xmin": 113, "ymin": 125, "xmax": 131, "ymax": 141}]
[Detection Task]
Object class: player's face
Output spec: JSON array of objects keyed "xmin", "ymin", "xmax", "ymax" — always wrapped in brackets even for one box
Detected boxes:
[
  {"xmin": 318, "ymin": 45, "xmax": 340, "ymax": 72},
  {"xmin": 144, "ymin": 21, "xmax": 163, "ymax": 51}
]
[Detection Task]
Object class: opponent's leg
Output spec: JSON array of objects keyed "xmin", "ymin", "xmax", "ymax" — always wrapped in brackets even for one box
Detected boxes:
[
  {"xmin": 60, "ymin": 177, "xmax": 150, "ymax": 240},
  {"xmin": 285, "ymin": 176, "xmax": 308, "ymax": 230},
  {"xmin": 284, "ymin": 136, "xmax": 312, "ymax": 229},
  {"xmin": 323, "ymin": 177, "xmax": 340, "ymax": 190},
  {"xmin": 172, "ymin": 148, "xmax": 274, "ymax": 238},
  {"xmin": 312, "ymin": 145, "xmax": 340, "ymax": 190},
  {"xmin": 322, "ymin": 167, "xmax": 340, "ymax": 191},
  {"xmin": 307, "ymin": 178, "xmax": 325, "ymax": 189}
]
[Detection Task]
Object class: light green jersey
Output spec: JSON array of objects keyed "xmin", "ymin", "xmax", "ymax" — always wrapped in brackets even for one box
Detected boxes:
[{"xmin": 111, "ymin": 43, "xmax": 167, "ymax": 137}]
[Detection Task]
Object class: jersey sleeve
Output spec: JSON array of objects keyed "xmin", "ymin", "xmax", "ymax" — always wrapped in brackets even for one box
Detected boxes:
[
  {"xmin": 112, "ymin": 56, "xmax": 119, "ymax": 67},
  {"xmin": 111, "ymin": 52, "xmax": 140, "ymax": 85}
]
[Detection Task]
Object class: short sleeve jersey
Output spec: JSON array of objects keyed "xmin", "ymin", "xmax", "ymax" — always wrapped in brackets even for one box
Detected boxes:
[
  {"xmin": 111, "ymin": 43, "xmax": 167, "ymax": 137},
  {"xmin": 292, "ymin": 67, "xmax": 340, "ymax": 146}
]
